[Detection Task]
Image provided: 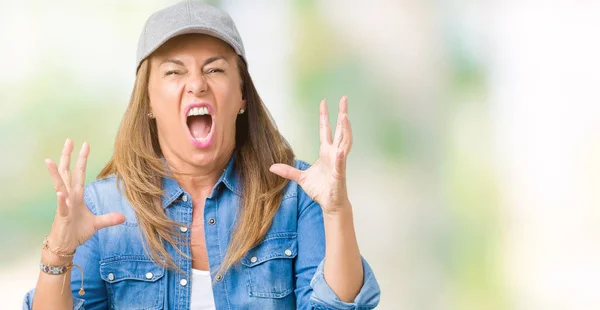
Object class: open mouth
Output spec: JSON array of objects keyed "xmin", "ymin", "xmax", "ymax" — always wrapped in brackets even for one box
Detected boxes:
[{"xmin": 186, "ymin": 105, "xmax": 214, "ymax": 147}]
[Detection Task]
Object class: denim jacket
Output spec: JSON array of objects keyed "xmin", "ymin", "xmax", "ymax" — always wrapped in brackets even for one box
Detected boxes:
[{"xmin": 24, "ymin": 158, "xmax": 380, "ymax": 309}]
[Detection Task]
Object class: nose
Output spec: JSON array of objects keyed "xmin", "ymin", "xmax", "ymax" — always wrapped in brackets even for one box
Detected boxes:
[{"xmin": 186, "ymin": 73, "xmax": 208, "ymax": 96}]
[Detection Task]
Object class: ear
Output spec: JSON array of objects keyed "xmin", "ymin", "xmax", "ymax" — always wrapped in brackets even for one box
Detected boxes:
[{"xmin": 147, "ymin": 99, "xmax": 155, "ymax": 116}]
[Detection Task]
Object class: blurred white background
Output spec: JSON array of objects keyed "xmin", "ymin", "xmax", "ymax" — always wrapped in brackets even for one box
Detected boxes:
[{"xmin": 1, "ymin": 0, "xmax": 600, "ymax": 309}]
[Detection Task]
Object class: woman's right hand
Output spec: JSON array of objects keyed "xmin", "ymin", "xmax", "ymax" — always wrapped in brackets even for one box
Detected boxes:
[{"xmin": 43, "ymin": 138, "xmax": 125, "ymax": 264}]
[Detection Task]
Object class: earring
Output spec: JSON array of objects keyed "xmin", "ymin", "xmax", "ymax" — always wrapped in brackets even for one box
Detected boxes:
[
  {"xmin": 238, "ymin": 108, "xmax": 245, "ymax": 115},
  {"xmin": 148, "ymin": 112, "xmax": 154, "ymax": 119}
]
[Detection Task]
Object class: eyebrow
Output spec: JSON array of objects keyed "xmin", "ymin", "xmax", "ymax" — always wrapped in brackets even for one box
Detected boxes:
[
  {"xmin": 159, "ymin": 58, "xmax": 185, "ymax": 67},
  {"xmin": 159, "ymin": 56, "xmax": 226, "ymax": 68},
  {"xmin": 203, "ymin": 56, "xmax": 226, "ymax": 66}
]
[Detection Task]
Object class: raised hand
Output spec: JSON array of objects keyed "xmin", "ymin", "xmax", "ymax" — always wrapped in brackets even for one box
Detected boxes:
[
  {"xmin": 43, "ymin": 139, "xmax": 125, "ymax": 263},
  {"xmin": 270, "ymin": 96, "xmax": 353, "ymax": 215}
]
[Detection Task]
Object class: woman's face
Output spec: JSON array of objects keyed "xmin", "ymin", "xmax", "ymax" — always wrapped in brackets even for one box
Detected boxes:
[{"xmin": 148, "ymin": 34, "xmax": 245, "ymax": 171}]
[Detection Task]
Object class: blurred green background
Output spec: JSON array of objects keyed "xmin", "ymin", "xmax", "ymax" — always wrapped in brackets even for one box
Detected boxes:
[{"xmin": 3, "ymin": 1, "xmax": 600, "ymax": 309}]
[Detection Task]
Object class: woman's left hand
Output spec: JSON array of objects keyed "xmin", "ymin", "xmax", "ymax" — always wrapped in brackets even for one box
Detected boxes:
[{"xmin": 270, "ymin": 96, "xmax": 353, "ymax": 215}]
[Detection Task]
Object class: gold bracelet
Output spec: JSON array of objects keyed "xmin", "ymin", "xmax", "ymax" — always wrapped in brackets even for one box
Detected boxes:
[{"xmin": 42, "ymin": 236, "xmax": 76, "ymax": 258}]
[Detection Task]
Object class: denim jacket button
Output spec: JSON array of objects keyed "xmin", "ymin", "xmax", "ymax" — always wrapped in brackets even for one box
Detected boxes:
[
  {"xmin": 145, "ymin": 272, "xmax": 153, "ymax": 279},
  {"xmin": 182, "ymin": 195, "xmax": 188, "ymax": 202},
  {"xmin": 180, "ymin": 226, "xmax": 188, "ymax": 233},
  {"xmin": 180, "ymin": 278, "xmax": 188, "ymax": 286},
  {"xmin": 250, "ymin": 256, "xmax": 258, "ymax": 263},
  {"xmin": 208, "ymin": 218, "xmax": 216, "ymax": 225},
  {"xmin": 108, "ymin": 273, "xmax": 115, "ymax": 281},
  {"xmin": 216, "ymin": 274, "xmax": 223, "ymax": 281},
  {"xmin": 284, "ymin": 249, "xmax": 292, "ymax": 256}
]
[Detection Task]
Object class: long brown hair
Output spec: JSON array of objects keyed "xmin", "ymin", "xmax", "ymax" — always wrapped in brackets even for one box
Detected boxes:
[{"xmin": 98, "ymin": 55, "xmax": 295, "ymax": 274}]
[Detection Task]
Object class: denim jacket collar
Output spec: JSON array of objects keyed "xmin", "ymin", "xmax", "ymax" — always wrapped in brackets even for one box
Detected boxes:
[{"xmin": 160, "ymin": 155, "xmax": 240, "ymax": 209}]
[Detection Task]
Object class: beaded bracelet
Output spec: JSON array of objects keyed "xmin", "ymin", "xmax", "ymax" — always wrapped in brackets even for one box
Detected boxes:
[
  {"xmin": 39, "ymin": 261, "xmax": 85, "ymax": 296},
  {"xmin": 39, "ymin": 262, "xmax": 70, "ymax": 275}
]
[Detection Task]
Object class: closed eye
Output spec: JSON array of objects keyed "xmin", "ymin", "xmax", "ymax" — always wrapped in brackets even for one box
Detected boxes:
[
  {"xmin": 206, "ymin": 68, "xmax": 224, "ymax": 74},
  {"xmin": 165, "ymin": 70, "xmax": 181, "ymax": 76}
]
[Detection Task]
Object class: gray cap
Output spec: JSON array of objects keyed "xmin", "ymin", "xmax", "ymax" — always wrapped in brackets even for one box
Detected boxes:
[{"xmin": 136, "ymin": 0, "xmax": 245, "ymax": 72}]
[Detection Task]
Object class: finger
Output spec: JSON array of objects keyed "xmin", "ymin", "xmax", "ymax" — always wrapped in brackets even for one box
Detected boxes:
[
  {"xmin": 340, "ymin": 113, "xmax": 353, "ymax": 153},
  {"xmin": 94, "ymin": 212, "xmax": 126, "ymax": 231},
  {"xmin": 333, "ymin": 114, "xmax": 345, "ymax": 148},
  {"xmin": 269, "ymin": 164, "xmax": 303, "ymax": 183},
  {"xmin": 333, "ymin": 96, "xmax": 348, "ymax": 147},
  {"xmin": 338, "ymin": 95, "xmax": 348, "ymax": 114},
  {"xmin": 58, "ymin": 138, "xmax": 74, "ymax": 190},
  {"xmin": 56, "ymin": 191, "xmax": 69, "ymax": 217},
  {"xmin": 45, "ymin": 159, "xmax": 67, "ymax": 194},
  {"xmin": 335, "ymin": 148, "xmax": 347, "ymax": 178},
  {"xmin": 319, "ymin": 99, "xmax": 332, "ymax": 145},
  {"xmin": 71, "ymin": 142, "xmax": 90, "ymax": 193}
]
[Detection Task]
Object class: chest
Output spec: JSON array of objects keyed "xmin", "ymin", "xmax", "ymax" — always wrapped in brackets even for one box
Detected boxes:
[
  {"xmin": 97, "ymin": 192, "xmax": 303, "ymax": 309},
  {"xmin": 190, "ymin": 198, "xmax": 209, "ymax": 270}
]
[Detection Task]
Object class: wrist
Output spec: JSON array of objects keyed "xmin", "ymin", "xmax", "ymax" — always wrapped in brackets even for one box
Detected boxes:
[
  {"xmin": 41, "ymin": 235, "xmax": 76, "ymax": 266},
  {"xmin": 41, "ymin": 249, "xmax": 74, "ymax": 266},
  {"xmin": 45, "ymin": 234, "xmax": 77, "ymax": 254},
  {"xmin": 322, "ymin": 201, "xmax": 353, "ymax": 220}
]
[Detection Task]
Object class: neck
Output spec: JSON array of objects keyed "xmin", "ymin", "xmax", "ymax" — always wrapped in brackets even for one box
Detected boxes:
[{"xmin": 165, "ymin": 153, "xmax": 232, "ymax": 201}]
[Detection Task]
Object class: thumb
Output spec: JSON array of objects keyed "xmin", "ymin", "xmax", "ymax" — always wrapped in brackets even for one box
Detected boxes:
[
  {"xmin": 270, "ymin": 164, "xmax": 302, "ymax": 183},
  {"xmin": 94, "ymin": 212, "xmax": 126, "ymax": 230}
]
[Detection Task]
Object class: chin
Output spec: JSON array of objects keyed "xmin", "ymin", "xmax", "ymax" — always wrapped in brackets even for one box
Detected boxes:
[{"xmin": 187, "ymin": 148, "xmax": 218, "ymax": 166}]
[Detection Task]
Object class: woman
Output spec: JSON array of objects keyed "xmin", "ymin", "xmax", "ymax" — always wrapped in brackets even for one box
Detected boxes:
[{"xmin": 24, "ymin": 1, "xmax": 380, "ymax": 309}]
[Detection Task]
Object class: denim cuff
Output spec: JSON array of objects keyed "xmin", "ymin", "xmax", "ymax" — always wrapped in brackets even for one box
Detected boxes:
[
  {"xmin": 23, "ymin": 288, "xmax": 86, "ymax": 310},
  {"xmin": 309, "ymin": 256, "xmax": 380, "ymax": 310}
]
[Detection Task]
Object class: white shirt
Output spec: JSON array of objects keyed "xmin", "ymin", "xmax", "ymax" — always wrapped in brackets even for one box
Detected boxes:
[{"xmin": 190, "ymin": 268, "xmax": 216, "ymax": 310}]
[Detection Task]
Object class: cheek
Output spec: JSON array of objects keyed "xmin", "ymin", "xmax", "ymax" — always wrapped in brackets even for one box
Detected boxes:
[
  {"xmin": 211, "ymin": 77, "xmax": 242, "ymax": 110},
  {"xmin": 149, "ymin": 81, "xmax": 183, "ymax": 114},
  {"xmin": 210, "ymin": 80, "xmax": 241, "ymax": 140}
]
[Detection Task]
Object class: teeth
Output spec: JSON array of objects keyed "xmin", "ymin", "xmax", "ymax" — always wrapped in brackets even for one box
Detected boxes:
[{"xmin": 187, "ymin": 106, "xmax": 210, "ymax": 117}]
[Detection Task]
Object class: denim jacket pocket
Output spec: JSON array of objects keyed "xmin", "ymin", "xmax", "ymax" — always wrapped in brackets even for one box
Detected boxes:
[
  {"xmin": 241, "ymin": 232, "xmax": 298, "ymax": 299},
  {"xmin": 100, "ymin": 256, "xmax": 166, "ymax": 310}
]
